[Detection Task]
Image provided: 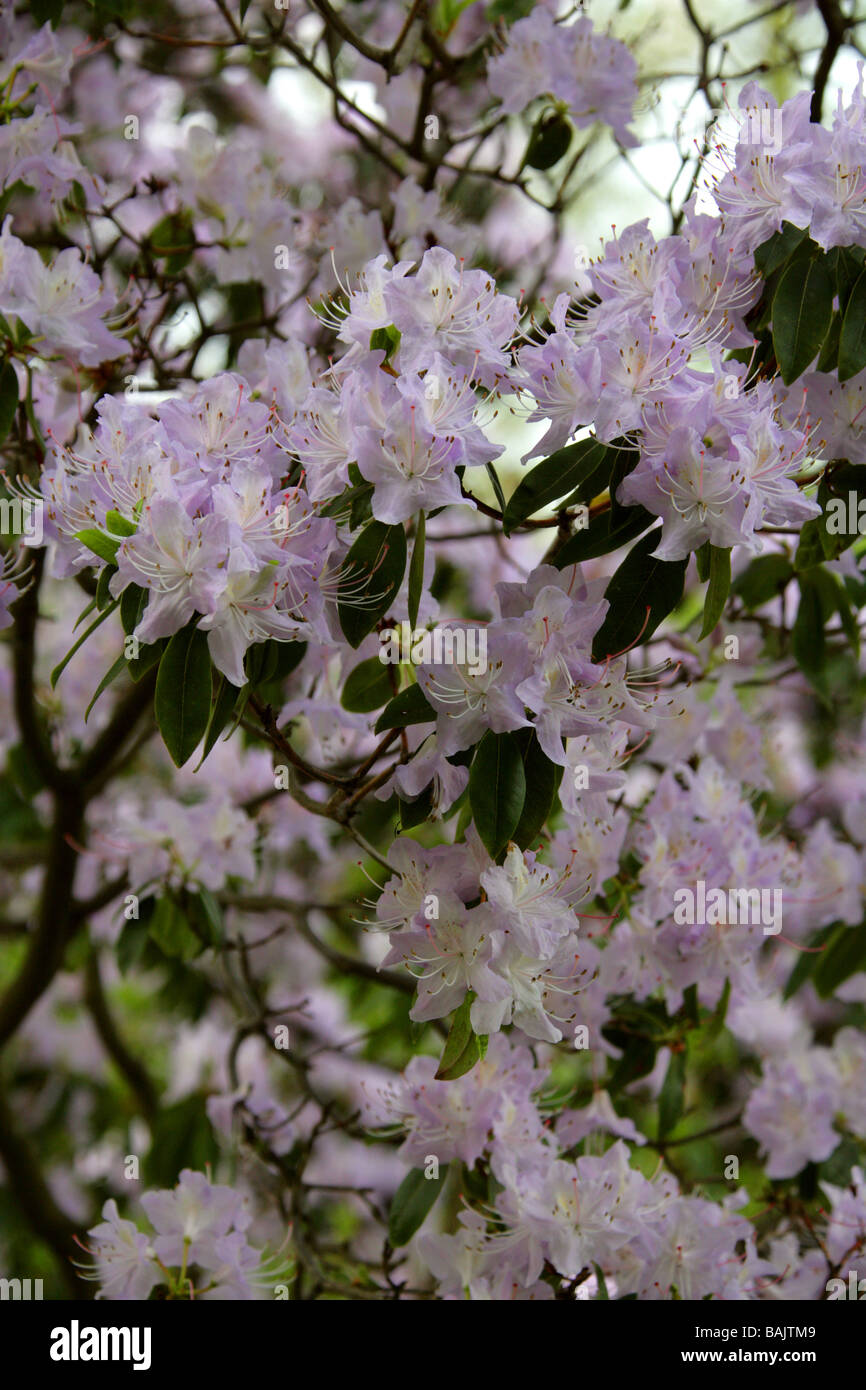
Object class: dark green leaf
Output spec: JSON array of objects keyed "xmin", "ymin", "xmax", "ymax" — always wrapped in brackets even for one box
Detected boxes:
[
  {"xmin": 120, "ymin": 583, "xmax": 148, "ymax": 635},
  {"xmin": 338, "ymin": 520, "xmax": 407, "ymax": 648},
  {"xmin": 85, "ymin": 653, "xmax": 128, "ymax": 722},
  {"xmin": 155, "ymin": 626, "xmax": 213, "ymax": 767},
  {"xmin": 658, "ymin": 1048, "xmax": 687, "ymax": 1138},
  {"xmin": 838, "ymin": 268, "xmax": 866, "ymax": 382},
  {"xmin": 524, "ymin": 112, "xmax": 573, "ymax": 170},
  {"xmin": 553, "ymin": 503, "xmax": 653, "ymax": 568},
  {"xmin": 435, "ymin": 993, "xmax": 482, "ymax": 1080},
  {"xmin": 503, "ymin": 438, "xmax": 609, "ymax": 534},
  {"xmin": 695, "ymin": 541, "xmax": 711, "ymax": 583},
  {"xmin": 753, "ymin": 222, "xmax": 809, "ymax": 278},
  {"xmin": 148, "ymin": 895, "xmax": 203, "ymax": 960},
  {"xmin": 793, "ymin": 518, "xmax": 826, "ymax": 571},
  {"xmin": 812, "ymin": 921, "xmax": 866, "ymax": 998},
  {"xmin": 591, "ymin": 530, "xmax": 687, "ymax": 661},
  {"xmin": 733, "ymin": 554, "xmax": 793, "ymax": 607},
  {"xmin": 607, "ymin": 1035, "xmax": 656, "ymax": 1092},
  {"xmin": 194, "ymin": 675, "xmax": 243, "ymax": 769},
  {"xmin": 0, "ymin": 361, "xmax": 18, "ymax": 444},
  {"xmin": 699, "ymin": 546, "xmax": 731, "ymax": 639},
  {"xmin": 511, "ymin": 730, "xmax": 563, "ymax": 851},
  {"xmin": 374, "ymin": 682, "xmax": 435, "ymax": 732},
  {"xmin": 341, "ymin": 657, "xmax": 393, "ymax": 713},
  {"xmin": 782, "ymin": 924, "xmax": 836, "ymax": 999},
  {"xmin": 50, "ymin": 599, "xmax": 119, "ymax": 688},
  {"xmin": 772, "ymin": 255, "xmax": 834, "ymax": 385},
  {"xmin": 30, "ymin": 0, "xmax": 65, "ymax": 25},
  {"xmin": 468, "ymin": 731, "xmax": 526, "ymax": 859},
  {"xmin": 144, "ymin": 1094, "xmax": 219, "ymax": 1188},
  {"xmin": 148, "ymin": 210, "xmax": 195, "ymax": 275},
  {"xmin": 408, "ymin": 512, "xmax": 425, "ymax": 630},
  {"xmin": 791, "ymin": 574, "xmax": 824, "ymax": 676},
  {"xmin": 95, "ymin": 563, "xmax": 116, "ymax": 611},
  {"xmin": 388, "ymin": 1164, "xmax": 449, "ymax": 1247},
  {"xmin": 706, "ymin": 978, "xmax": 731, "ymax": 1038},
  {"xmin": 398, "ymin": 784, "xmax": 435, "ymax": 830}
]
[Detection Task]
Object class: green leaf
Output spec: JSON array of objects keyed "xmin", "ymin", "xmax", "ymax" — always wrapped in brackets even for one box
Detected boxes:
[
  {"xmin": 794, "ymin": 518, "xmax": 827, "ymax": 571},
  {"xmin": 699, "ymin": 546, "xmax": 731, "ymax": 639},
  {"xmin": 144, "ymin": 1093, "xmax": 219, "ymax": 1188},
  {"xmin": 148, "ymin": 895, "xmax": 203, "ymax": 960},
  {"xmin": 148, "ymin": 210, "xmax": 195, "ymax": 275},
  {"xmin": 511, "ymin": 730, "xmax": 563, "ymax": 851},
  {"xmin": 155, "ymin": 626, "xmax": 213, "ymax": 767},
  {"xmin": 50, "ymin": 599, "xmax": 120, "ymax": 687},
  {"xmin": 105, "ymin": 509, "xmax": 137, "ymax": 537},
  {"xmin": 791, "ymin": 574, "xmax": 825, "ymax": 677},
  {"xmin": 0, "ymin": 361, "xmax": 18, "ymax": 444},
  {"xmin": 503, "ymin": 438, "xmax": 609, "ymax": 534},
  {"xmin": 369, "ymin": 325, "xmax": 401, "ymax": 362},
  {"xmin": 782, "ymin": 925, "xmax": 836, "ymax": 1000},
  {"xmin": 120, "ymin": 583, "xmax": 148, "ymax": 635},
  {"xmin": 753, "ymin": 222, "xmax": 809, "ymax": 278},
  {"xmin": 838, "ymin": 268, "xmax": 866, "ymax": 382},
  {"xmin": 772, "ymin": 255, "xmax": 834, "ymax": 385},
  {"xmin": 387, "ymin": 1164, "xmax": 450, "ymax": 1248},
  {"xmin": 816, "ymin": 312, "xmax": 841, "ymax": 374},
  {"xmin": 374, "ymin": 681, "xmax": 435, "ymax": 733},
  {"xmin": 30, "ymin": 0, "xmax": 65, "ymax": 24},
  {"xmin": 116, "ymin": 914, "xmax": 155, "ymax": 976},
  {"xmin": 607, "ymin": 1034, "xmax": 656, "ymax": 1093},
  {"xmin": 435, "ymin": 994, "xmax": 482, "ymax": 1080},
  {"xmin": 408, "ymin": 511, "xmax": 425, "ymax": 630},
  {"xmin": 695, "ymin": 540, "xmax": 711, "ymax": 583},
  {"xmin": 591, "ymin": 530, "xmax": 687, "ymax": 661},
  {"xmin": 706, "ymin": 977, "xmax": 731, "ymax": 1038},
  {"xmin": 74, "ymin": 528, "xmax": 120, "ymax": 565},
  {"xmin": 398, "ymin": 784, "xmax": 435, "ymax": 830},
  {"xmin": 524, "ymin": 112, "xmax": 573, "ymax": 170},
  {"xmin": 484, "ymin": 461, "xmax": 508, "ymax": 518},
  {"xmin": 812, "ymin": 921, "xmax": 866, "ymax": 998},
  {"xmin": 341, "ymin": 657, "xmax": 393, "ymax": 713},
  {"xmin": 185, "ymin": 887, "xmax": 223, "ymax": 948},
  {"xmin": 84, "ymin": 653, "xmax": 128, "ymax": 722},
  {"xmin": 95, "ymin": 563, "xmax": 117, "ymax": 612},
  {"xmin": 827, "ymin": 245, "xmax": 866, "ymax": 306},
  {"xmin": 733, "ymin": 554, "xmax": 793, "ymax": 607},
  {"xmin": 468, "ymin": 731, "xmax": 526, "ymax": 859},
  {"xmin": 194, "ymin": 675, "xmax": 243, "ymax": 770},
  {"xmin": 6, "ymin": 741, "xmax": 46, "ymax": 798},
  {"xmin": 658, "ymin": 1048, "xmax": 687, "ymax": 1138},
  {"xmin": 338, "ymin": 520, "xmax": 407, "ymax": 648},
  {"xmin": 553, "ymin": 503, "xmax": 653, "ymax": 568},
  {"xmin": 127, "ymin": 636, "xmax": 164, "ymax": 683}
]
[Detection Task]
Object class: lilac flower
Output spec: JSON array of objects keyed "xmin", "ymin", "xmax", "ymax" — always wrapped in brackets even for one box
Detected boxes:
[
  {"xmin": 86, "ymin": 1199, "xmax": 161, "ymax": 1301},
  {"xmin": 488, "ymin": 11, "xmax": 637, "ymax": 147},
  {"xmin": 743, "ymin": 1050, "xmax": 841, "ymax": 1178},
  {"xmin": 112, "ymin": 500, "xmax": 230, "ymax": 642},
  {"xmin": 140, "ymin": 1168, "xmax": 251, "ymax": 1269},
  {"xmin": 0, "ymin": 221, "xmax": 128, "ymax": 364},
  {"xmin": 383, "ymin": 247, "xmax": 518, "ymax": 385}
]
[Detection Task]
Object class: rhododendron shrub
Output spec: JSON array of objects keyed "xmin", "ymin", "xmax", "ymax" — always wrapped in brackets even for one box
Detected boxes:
[{"xmin": 1, "ymin": 0, "xmax": 866, "ymax": 1305}]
